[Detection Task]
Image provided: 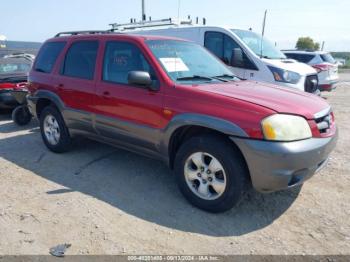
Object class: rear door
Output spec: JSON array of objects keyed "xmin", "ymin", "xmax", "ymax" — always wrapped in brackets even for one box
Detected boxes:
[
  {"xmin": 94, "ymin": 39, "xmax": 163, "ymax": 151},
  {"xmin": 53, "ymin": 40, "xmax": 99, "ymax": 132}
]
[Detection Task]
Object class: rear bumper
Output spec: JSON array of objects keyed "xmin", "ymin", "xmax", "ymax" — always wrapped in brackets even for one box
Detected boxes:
[
  {"xmin": 0, "ymin": 90, "xmax": 18, "ymax": 109},
  {"xmin": 231, "ymin": 130, "xmax": 338, "ymax": 192}
]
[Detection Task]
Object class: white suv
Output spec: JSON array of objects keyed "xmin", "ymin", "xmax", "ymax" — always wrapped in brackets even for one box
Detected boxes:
[
  {"xmin": 283, "ymin": 50, "xmax": 339, "ymax": 92},
  {"xmin": 122, "ymin": 23, "xmax": 320, "ymax": 94}
]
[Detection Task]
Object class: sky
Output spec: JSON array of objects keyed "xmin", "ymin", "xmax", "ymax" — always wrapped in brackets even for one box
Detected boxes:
[{"xmin": 1, "ymin": 0, "xmax": 349, "ymax": 51}]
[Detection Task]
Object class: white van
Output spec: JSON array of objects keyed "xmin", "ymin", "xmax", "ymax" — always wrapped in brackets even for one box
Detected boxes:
[{"xmin": 114, "ymin": 20, "xmax": 319, "ymax": 93}]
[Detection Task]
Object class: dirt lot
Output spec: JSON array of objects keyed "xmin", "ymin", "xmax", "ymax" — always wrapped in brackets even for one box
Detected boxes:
[{"xmin": 0, "ymin": 76, "xmax": 349, "ymax": 255}]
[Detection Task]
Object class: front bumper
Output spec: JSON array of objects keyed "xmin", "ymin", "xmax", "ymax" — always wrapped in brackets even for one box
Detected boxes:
[
  {"xmin": 231, "ymin": 130, "xmax": 338, "ymax": 192},
  {"xmin": 0, "ymin": 90, "xmax": 18, "ymax": 109}
]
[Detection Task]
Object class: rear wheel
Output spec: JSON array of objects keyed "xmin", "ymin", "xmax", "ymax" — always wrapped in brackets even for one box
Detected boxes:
[
  {"xmin": 174, "ymin": 135, "xmax": 248, "ymax": 213},
  {"xmin": 40, "ymin": 106, "xmax": 71, "ymax": 153}
]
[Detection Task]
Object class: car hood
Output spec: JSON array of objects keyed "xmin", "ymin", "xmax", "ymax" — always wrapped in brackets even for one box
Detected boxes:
[
  {"xmin": 263, "ymin": 58, "xmax": 317, "ymax": 76},
  {"xmin": 193, "ymin": 80, "xmax": 330, "ymax": 119}
]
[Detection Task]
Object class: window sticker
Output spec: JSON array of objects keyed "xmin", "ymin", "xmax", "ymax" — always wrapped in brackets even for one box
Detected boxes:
[{"xmin": 159, "ymin": 57, "xmax": 189, "ymax": 72}]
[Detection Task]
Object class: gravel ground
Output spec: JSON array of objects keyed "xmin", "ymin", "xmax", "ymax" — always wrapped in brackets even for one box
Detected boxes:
[{"xmin": 0, "ymin": 78, "xmax": 349, "ymax": 255}]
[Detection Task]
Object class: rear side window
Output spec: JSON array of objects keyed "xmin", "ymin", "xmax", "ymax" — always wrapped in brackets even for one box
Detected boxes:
[
  {"xmin": 285, "ymin": 53, "xmax": 315, "ymax": 63},
  {"xmin": 61, "ymin": 41, "xmax": 98, "ymax": 80},
  {"xmin": 34, "ymin": 42, "xmax": 66, "ymax": 73},
  {"xmin": 321, "ymin": 53, "xmax": 335, "ymax": 64}
]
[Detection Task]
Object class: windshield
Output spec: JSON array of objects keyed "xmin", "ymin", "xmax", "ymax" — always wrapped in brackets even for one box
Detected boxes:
[
  {"xmin": 146, "ymin": 40, "xmax": 236, "ymax": 84},
  {"xmin": 232, "ymin": 29, "xmax": 286, "ymax": 60},
  {"xmin": 0, "ymin": 63, "xmax": 31, "ymax": 74}
]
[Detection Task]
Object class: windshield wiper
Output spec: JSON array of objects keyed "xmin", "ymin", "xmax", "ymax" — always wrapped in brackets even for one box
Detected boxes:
[
  {"xmin": 212, "ymin": 74, "xmax": 238, "ymax": 82},
  {"xmin": 176, "ymin": 75, "xmax": 214, "ymax": 82}
]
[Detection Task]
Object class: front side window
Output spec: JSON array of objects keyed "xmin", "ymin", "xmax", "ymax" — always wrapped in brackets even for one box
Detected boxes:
[
  {"xmin": 204, "ymin": 32, "xmax": 224, "ymax": 59},
  {"xmin": 34, "ymin": 42, "xmax": 66, "ymax": 73},
  {"xmin": 146, "ymin": 40, "xmax": 236, "ymax": 84},
  {"xmin": 204, "ymin": 32, "xmax": 257, "ymax": 70},
  {"xmin": 103, "ymin": 41, "xmax": 157, "ymax": 85},
  {"xmin": 61, "ymin": 41, "xmax": 98, "ymax": 80}
]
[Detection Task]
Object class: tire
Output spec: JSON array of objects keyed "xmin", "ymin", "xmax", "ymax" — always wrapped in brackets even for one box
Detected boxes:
[
  {"xmin": 12, "ymin": 106, "xmax": 32, "ymax": 126},
  {"xmin": 174, "ymin": 135, "xmax": 248, "ymax": 213},
  {"xmin": 40, "ymin": 105, "xmax": 71, "ymax": 153}
]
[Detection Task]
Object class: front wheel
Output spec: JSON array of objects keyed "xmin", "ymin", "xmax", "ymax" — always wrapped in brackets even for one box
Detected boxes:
[
  {"xmin": 40, "ymin": 106, "xmax": 71, "ymax": 153},
  {"xmin": 174, "ymin": 135, "xmax": 249, "ymax": 213}
]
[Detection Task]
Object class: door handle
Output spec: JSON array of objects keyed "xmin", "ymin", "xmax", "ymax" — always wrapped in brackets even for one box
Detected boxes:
[
  {"xmin": 102, "ymin": 91, "xmax": 110, "ymax": 97},
  {"xmin": 56, "ymin": 84, "xmax": 64, "ymax": 91}
]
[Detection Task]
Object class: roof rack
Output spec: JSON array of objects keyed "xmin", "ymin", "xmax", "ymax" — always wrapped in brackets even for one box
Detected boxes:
[
  {"xmin": 54, "ymin": 30, "xmax": 113, "ymax": 37},
  {"xmin": 110, "ymin": 17, "xmax": 194, "ymax": 31}
]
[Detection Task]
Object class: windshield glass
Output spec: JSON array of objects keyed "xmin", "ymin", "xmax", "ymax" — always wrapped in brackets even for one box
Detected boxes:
[
  {"xmin": 232, "ymin": 29, "xmax": 286, "ymax": 60},
  {"xmin": 0, "ymin": 63, "xmax": 31, "ymax": 74},
  {"xmin": 146, "ymin": 40, "xmax": 236, "ymax": 84}
]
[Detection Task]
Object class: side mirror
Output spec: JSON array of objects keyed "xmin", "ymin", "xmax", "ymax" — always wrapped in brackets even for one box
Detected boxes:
[
  {"xmin": 230, "ymin": 48, "xmax": 244, "ymax": 67},
  {"xmin": 128, "ymin": 71, "xmax": 158, "ymax": 91}
]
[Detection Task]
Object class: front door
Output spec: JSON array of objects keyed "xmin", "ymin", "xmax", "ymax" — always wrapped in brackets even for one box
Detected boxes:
[{"xmin": 94, "ymin": 40, "xmax": 163, "ymax": 151}]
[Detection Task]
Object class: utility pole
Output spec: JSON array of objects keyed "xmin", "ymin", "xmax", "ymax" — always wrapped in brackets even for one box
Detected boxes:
[
  {"xmin": 142, "ymin": 0, "xmax": 146, "ymax": 21},
  {"xmin": 260, "ymin": 10, "xmax": 267, "ymax": 58},
  {"xmin": 321, "ymin": 41, "xmax": 325, "ymax": 51}
]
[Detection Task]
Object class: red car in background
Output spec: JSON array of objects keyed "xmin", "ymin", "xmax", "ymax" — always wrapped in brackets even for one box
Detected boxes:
[{"xmin": 0, "ymin": 53, "xmax": 34, "ymax": 109}]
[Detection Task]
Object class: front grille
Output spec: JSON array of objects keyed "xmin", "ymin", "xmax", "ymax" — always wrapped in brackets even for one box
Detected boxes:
[
  {"xmin": 315, "ymin": 110, "xmax": 332, "ymax": 134},
  {"xmin": 305, "ymin": 75, "xmax": 319, "ymax": 93}
]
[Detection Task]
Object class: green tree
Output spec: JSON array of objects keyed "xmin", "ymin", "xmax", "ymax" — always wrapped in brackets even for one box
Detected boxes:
[{"xmin": 296, "ymin": 37, "xmax": 320, "ymax": 51}]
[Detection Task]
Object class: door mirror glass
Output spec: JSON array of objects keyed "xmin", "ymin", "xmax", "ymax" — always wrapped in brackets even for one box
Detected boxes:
[
  {"xmin": 230, "ymin": 48, "xmax": 244, "ymax": 67},
  {"xmin": 128, "ymin": 71, "xmax": 158, "ymax": 91}
]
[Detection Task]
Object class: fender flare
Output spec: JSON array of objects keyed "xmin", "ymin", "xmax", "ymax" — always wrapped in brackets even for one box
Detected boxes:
[
  {"xmin": 160, "ymin": 113, "xmax": 248, "ymax": 160},
  {"xmin": 34, "ymin": 90, "xmax": 65, "ymax": 112}
]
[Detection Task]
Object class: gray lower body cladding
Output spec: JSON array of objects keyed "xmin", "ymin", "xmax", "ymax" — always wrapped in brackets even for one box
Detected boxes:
[
  {"xmin": 28, "ymin": 92, "xmax": 338, "ymax": 193},
  {"xmin": 231, "ymin": 131, "xmax": 338, "ymax": 192}
]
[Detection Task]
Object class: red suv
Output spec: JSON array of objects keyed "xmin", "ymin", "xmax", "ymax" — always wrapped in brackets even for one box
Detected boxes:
[{"xmin": 28, "ymin": 31, "xmax": 338, "ymax": 212}]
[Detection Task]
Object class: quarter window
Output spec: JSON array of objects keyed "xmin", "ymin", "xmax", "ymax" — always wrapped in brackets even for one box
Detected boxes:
[
  {"xmin": 61, "ymin": 41, "xmax": 98, "ymax": 80},
  {"xmin": 103, "ymin": 41, "xmax": 157, "ymax": 85},
  {"xmin": 34, "ymin": 42, "xmax": 66, "ymax": 73}
]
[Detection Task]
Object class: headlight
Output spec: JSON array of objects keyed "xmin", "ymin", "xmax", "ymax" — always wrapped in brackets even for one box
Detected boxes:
[
  {"xmin": 262, "ymin": 114, "xmax": 312, "ymax": 141},
  {"xmin": 268, "ymin": 66, "xmax": 301, "ymax": 84}
]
